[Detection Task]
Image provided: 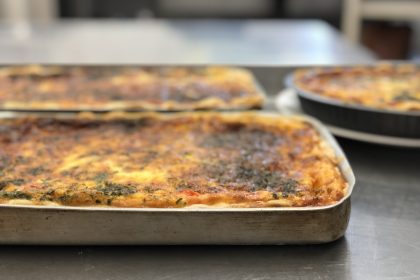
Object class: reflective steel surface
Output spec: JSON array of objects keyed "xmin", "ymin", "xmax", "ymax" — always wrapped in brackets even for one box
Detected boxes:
[
  {"xmin": 0, "ymin": 19, "xmax": 374, "ymax": 65},
  {"xmin": 0, "ymin": 27, "xmax": 416, "ymax": 278}
]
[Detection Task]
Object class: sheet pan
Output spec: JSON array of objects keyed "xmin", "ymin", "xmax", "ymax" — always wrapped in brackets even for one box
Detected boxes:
[{"xmin": 0, "ymin": 112, "xmax": 355, "ymax": 245}]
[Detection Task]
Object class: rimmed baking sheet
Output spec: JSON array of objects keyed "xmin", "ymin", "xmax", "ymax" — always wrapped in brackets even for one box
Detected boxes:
[{"xmin": 0, "ymin": 111, "xmax": 354, "ymax": 245}]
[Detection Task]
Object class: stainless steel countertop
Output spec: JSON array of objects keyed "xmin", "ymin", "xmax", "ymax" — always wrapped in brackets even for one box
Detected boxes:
[
  {"xmin": 0, "ymin": 19, "xmax": 374, "ymax": 65},
  {"xmin": 0, "ymin": 66, "xmax": 419, "ymax": 280},
  {"xmin": 0, "ymin": 21, "xmax": 416, "ymax": 279}
]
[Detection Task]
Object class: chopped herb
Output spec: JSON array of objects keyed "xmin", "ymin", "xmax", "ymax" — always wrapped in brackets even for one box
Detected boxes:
[
  {"xmin": 93, "ymin": 172, "xmax": 108, "ymax": 183},
  {"xmin": 40, "ymin": 195, "xmax": 52, "ymax": 201},
  {"xmin": 0, "ymin": 155, "xmax": 10, "ymax": 170},
  {"xmin": 15, "ymin": 155, "xmax": 29, "ymax": 164},
  {"xmin": 29, "ymin": 166, "xmax": 44, "ymax": 176},
  {"xmin": 393, "ymin": 91, "xmax": 420, "ymax": 102},
  {"xmin": 0, "ymin": 178, "xmax": 25, "ymax": 190},
  {"xmin": 39, "ymin": 189, "xmax": 55, "ymax": 201},
  {"xmin": 143, "ymin": 186, "xmax": 153, "ymax": 193},
  {"xmin": 58, "ymin": 194, "xmax": 72, "ymax": 203},
  {"xmin": 0, "ymin": 190, "xmax": 31, "ymax": 200},
  {"xmin": 176, "ymin": 182, "xmax": 193, "ymax": 191},
  {"xmin": 41, "ymin": 179, "xmax": 51, "ymax": 187},
  {"xmin": 46, "ymin": 189, "xmax": 55, "ymax": 195},
  {"xmin": 12, "ymin": 178, "xmax": 26, "ymax": 186},
  {"xmin": 97, "ymin": 181, "xmax": 136, "ymax": 196}
]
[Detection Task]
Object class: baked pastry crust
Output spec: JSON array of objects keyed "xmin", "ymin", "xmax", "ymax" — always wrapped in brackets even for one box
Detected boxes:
[
  {"xmin": 0, "ymin": 112, "xmax": 347, "ymax": 208},
  {"xmin": 294, "ymin": 64, "xmax": 420, "ymax": 112},
  {"xmin": 0, "ymin": 66, "xmax": 264, "ymax": 111}
]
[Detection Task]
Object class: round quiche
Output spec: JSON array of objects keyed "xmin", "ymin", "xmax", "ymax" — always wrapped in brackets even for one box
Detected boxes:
[{"xmin": 294, "ymin": 64, "xmax": 420, "ymax": 112}]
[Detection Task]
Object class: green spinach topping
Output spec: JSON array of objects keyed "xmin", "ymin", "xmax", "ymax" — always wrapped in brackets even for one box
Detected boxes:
[{"xmin": 96, "ymin": 181, "xmax": 136, "ymax": 196}]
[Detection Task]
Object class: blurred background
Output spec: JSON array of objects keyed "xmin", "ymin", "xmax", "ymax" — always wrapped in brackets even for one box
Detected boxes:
[{"xmin": 0, "ymin": 0, "xmax": 419, "ymax": 64}]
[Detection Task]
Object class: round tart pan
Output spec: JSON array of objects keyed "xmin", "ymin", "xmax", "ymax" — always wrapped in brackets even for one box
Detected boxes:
[{"xmin": 286, "ymin": 66, "xmax": 420, "ymax": 139}]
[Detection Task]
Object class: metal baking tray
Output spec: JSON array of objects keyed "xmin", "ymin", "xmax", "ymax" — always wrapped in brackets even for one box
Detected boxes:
[
  {"xmin": 0, "ymin": 112, "xmax": 355, "ymax": 245},
  {"xmin": 286, "ymin": 64, "xmax": 420, "ymax": 138},
  {"xmin": 0, "ymin": 65, "xmax": 266, "ymax": 112}
]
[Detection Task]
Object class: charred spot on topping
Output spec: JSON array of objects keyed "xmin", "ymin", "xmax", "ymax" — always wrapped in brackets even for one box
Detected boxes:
[
  {"xmin": 97, "ymin": 181, "xmax": 136, "ymax": 197},
  {"xmin": 252, "ymin": 169, "xmax": 284, "ymax": 190},
  {"xmin": 113, "ymin": 118, "xmax": 152, "ymax": 131},
  {"xmin": 224, "ymin": 122, "xmax": 246, "ymax": 132},
  {"xmin": 235, "ymin": 165, "xmax": 298, "ymax": 193},
  {"xmin": 201, "ymin": 124, "xmax": 293, "ymax": 192},
  {"xmin": 200, "ymin": 126, "xmax": 280, "ymax": 151},
  {"xmin": 204, "ymin": 159, "xmax": 298, "ymax": 194},
  {"xmin": 279, "ymin": 178, "xmax": 299, "ymax": 194}
]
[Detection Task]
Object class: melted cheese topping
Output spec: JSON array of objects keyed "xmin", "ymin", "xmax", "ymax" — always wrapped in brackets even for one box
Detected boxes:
[
  {"xmin": 0, "ymin": 66, "xmax": 264, "ymax": 111},
  {"xmin": 295, "ymin": 64, "xmax": 420, "ymax": 111},
  {"xmin": 0, "ymin": 112, "xmax": 347, "ymax": 208}
]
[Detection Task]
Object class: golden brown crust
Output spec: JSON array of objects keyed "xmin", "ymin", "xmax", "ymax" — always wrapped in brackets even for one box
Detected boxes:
[
  {"xmin": 294, "ymin": 64, "xmax": 420, "ymax": 112},
  {"xmin": 0, "ymin": 66, "xmax": 264, "ymax": 111},
  {"xmin": 0, "ymin": 112, "xmax": 347, "ymax": 208}
]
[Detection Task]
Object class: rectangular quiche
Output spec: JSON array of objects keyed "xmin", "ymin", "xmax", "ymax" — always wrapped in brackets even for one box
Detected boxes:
[
  {"xmin": 0, "ymin": 65, "xmax": 264, "ymax": 111},
  {"xmin": 0, "ymin": 112, "xmax": 347, "ymax": 208}
]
